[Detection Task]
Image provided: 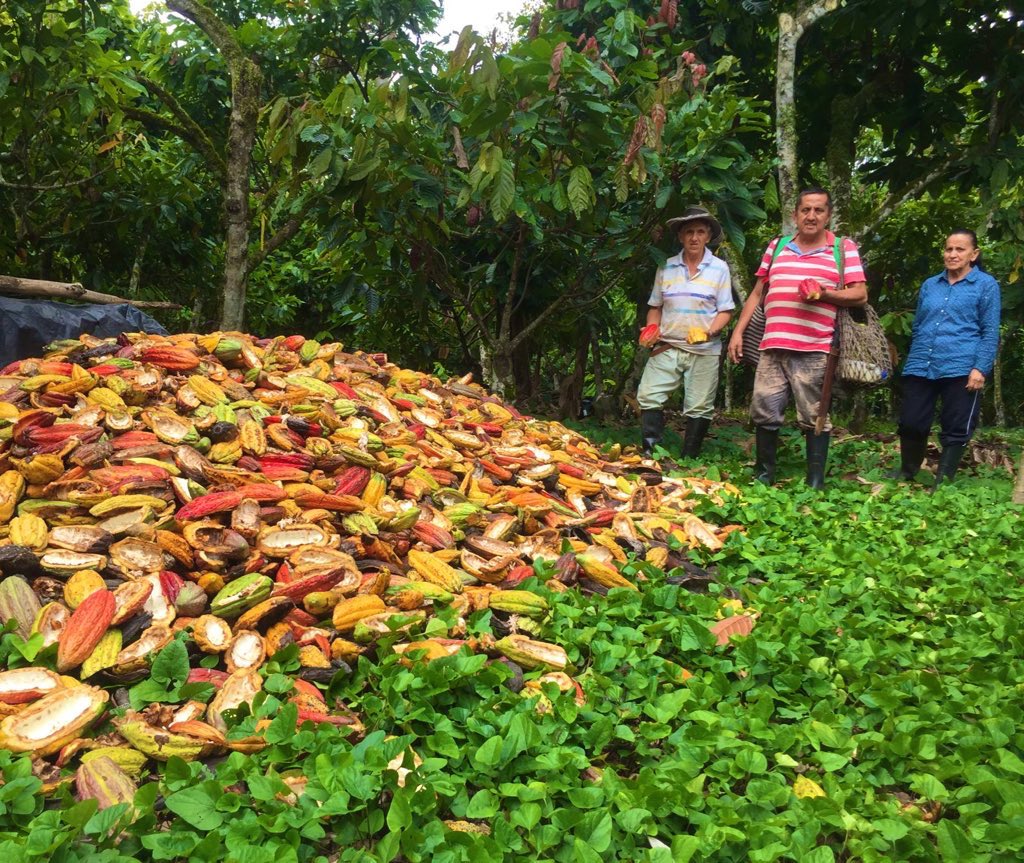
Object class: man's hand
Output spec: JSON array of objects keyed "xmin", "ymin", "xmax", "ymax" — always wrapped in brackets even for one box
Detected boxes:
[
  {"xmin": 639, "ymin": 324, "xmax": 660, "ymax": 348},
  {"xmin": 966, "ymin": 369, "xmax": 986, "ymax": 391},
  {"xmin": 798, "ymin": 278, "xmax": 822, "ymax": 302},
  {"xmin": 727, "ymin": 330, "xmax": 744, "ymax": 363}
]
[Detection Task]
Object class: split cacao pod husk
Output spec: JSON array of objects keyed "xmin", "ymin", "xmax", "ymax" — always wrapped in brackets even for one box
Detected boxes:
[{"xmin": 0, "ymin": 685, "xmax": 108, "ymax": 756}]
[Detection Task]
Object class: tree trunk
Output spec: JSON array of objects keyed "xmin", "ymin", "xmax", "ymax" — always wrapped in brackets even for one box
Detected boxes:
[
  {"xmin": 480, "ymin": 340, "xmax": 516, "ymax": 402},
  {"xmin": 825, "ymin": 92, "xmax": 857, "ymax": 234},
  {"xmin": 128, "ymin": 238, "xmax": 147, "ymax": 296},
  {"xmin": 993, "ymin": 327, "xmax": 1006, "ymax": 427},
  {"xmin": 557, "ymin": 331, "xmax": 590, "ymax": 420},
  {"xmin": 775, "ymin": 1, "xmax": 840, "ymax": 230},
  {"xmin": 591, "ymin": 325, "xmax": 604, "ymax": 399},
  {"xmin": 1013, "ymin": 449, "xmax": 1024, "ymax": 505},
  {"xmin": 850, "ymin": 390, "xmax": 868, "ymax": 434},
  {"xmin": 776, "ymin": 14, "xmax": 800, "ymax": 231},
  {"xmin": 220, "ymin": 57, "xmax": 262, "ymax": 330},
  {"xmin": 166, "ymin": 0, "xmax": 263, "ymax": 332},
  {"xmin": 510, "ymin": 307, "xmax": 535, "ymax": 400}
]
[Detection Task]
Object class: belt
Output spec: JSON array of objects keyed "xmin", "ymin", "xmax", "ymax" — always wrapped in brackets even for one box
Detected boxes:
[{"xmin": 649, "ymin": 341, "xmax": 677, "ymax": 358}]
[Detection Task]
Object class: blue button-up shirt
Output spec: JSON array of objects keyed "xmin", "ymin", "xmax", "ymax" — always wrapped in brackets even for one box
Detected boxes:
[{"xmin": 902, "ymin": 266, "xmax": 1001, "ymax": 379}]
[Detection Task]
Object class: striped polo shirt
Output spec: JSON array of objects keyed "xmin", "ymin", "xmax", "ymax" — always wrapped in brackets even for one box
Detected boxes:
[
  {"xmin": 754, "ymin": 232, "xmax": 866, "ymax": 353},
  {"xmin": 648, "ymin": 249, "xmax": 734, "ymax": 356}
]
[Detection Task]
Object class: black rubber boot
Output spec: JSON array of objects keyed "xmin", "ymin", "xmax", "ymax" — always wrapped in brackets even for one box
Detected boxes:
[
  {"xmin": 885, "ymin": 434, "xmax": 927, "ymax": 481},
  {"xmin": 932, "ymin": 444, "xmax": 966, "ymax": 490},
  {"xmin": 640, "ymin": 409, "xmax": 665, "ymax": 456},
  {"xmin": 754, "ymin": 427, "xmax": 779, "ymax": 485},
  {"xmin": 681, "ymin": 417, "xmax": 712, "ymax": 458},
  {"xmin": 805, "ymin": 431, "xmax": 831, "ymax": 490}
]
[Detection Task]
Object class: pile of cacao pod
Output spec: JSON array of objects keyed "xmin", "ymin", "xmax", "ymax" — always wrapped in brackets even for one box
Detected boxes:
[{"xmin": 0, "ymin": 331, "xmax": 738, "ymax": 804}]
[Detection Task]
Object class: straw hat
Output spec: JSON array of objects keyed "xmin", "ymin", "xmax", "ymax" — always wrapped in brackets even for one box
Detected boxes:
[{"xmin": 666, "ymin": 206, "xmax": 724, "ymax": 245}]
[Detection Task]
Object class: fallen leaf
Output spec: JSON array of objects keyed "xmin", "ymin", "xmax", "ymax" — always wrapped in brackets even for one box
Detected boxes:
[
  {"xmin": 709, "ymin": 614, "xmax": 755, "ymax": 646},
  {"xmin": 793, "ymin": 775, "xmax": 826, "ymax": 799}
]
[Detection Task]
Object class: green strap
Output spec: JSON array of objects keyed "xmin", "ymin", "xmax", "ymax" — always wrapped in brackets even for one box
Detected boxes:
[{"xmin": 768, "ymin": 234, "xmax": 845, "ymax": 285}]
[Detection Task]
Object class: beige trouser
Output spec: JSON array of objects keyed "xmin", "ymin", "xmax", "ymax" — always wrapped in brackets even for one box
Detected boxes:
[{"xmin": 636, "ymin": 347, "xmax": 720, "ymax": 419}]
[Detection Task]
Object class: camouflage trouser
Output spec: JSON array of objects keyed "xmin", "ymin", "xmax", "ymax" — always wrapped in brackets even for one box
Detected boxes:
[{"xmin": 750, "ymin": 349, "xmax": 831, "ymax": 432}]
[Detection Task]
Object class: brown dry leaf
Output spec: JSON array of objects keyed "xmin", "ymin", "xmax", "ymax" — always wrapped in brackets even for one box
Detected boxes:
[
  {"xmin": 451, "ymin": 126, "xmax": 469, "ymax": 170},
  {"xmin": 548, "ymin": 42, "xmax": 566, "ymax": 91},
  {"xmin": 709, "ymin": 614, "xmax": 755, "ymax": 646}
]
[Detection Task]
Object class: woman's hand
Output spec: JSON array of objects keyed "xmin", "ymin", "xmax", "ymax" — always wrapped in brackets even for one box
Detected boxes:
[{"xmin": 966, "ymin": 369, "xmax": 986, "ymax": 390}]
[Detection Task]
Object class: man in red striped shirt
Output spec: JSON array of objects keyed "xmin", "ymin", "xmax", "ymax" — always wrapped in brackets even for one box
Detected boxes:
[{"xmin": 728, "ymin": 188, "xmax": 868, "ymax": 488}]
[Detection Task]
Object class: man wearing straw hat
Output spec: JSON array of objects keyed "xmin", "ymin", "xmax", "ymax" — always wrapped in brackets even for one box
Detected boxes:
[{"xmin": 637, "ymin": 206, "xmax": 734, "ymax": 459}]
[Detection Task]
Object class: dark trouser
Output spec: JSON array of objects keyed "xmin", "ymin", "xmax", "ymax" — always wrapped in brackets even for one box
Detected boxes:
[{"xmin": 898, "ymin": 375, "xmax": 982, "ymax": 447}]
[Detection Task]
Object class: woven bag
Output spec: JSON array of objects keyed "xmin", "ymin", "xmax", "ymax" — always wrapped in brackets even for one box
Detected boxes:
[
  {"xmin": 835, "ymin": 304, "xmax": 893, "ymax": 389},
  {"xmin": 740, "ymin": 303, "xmax": 766, "ymax": 368}
]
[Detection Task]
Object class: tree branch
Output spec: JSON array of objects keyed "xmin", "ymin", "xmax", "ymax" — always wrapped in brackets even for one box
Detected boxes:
[
  {"xmin": 167, "ymin": 0, "xmax": 248, "ymax": 66},
  {"xmin": 121, "ymin": 104, "xmax": 226, "ymax": 177},
  {"xmin": 246, "ymin": 196, "xmax": 319, "ymax": 272},
  {"xmin": 134, "ymin": 76, "xmax": 227, "ymax": 179},
  {"xmin": 0, "ymin": 166, "xmax": 111, "ymax": 191},
  {"xmin": 794, "ymin": 0, "xmax": 839, "ymax": 33},
  {"xmin": 854, "ymin": 157, "xmax": 961, "ymax": 242},
  {"xmin": 420, "ymin": 247, "xmax": 492, "ymax": 339},
  {"xmin": 498, "ymin": 222, "xmax": 526, "ymax": 343},
  {"xmin": 509, "ymin": 273, "xmax": 624, "ymax": 353}
]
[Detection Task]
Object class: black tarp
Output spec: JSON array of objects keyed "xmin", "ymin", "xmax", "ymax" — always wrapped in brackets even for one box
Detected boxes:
[{"xmin": 0, "ymin": 297, "xmax": 168, "ymax": 367}]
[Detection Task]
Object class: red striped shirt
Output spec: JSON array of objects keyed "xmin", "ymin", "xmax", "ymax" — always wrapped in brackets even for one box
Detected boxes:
[{"xmin": 754, "ymin": 232, "xmax": 866, "ymax": 353}]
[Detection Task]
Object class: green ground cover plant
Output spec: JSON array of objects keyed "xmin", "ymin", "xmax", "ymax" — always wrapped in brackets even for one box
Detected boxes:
[{"xmin": 0, "ymin": 427, "xmax": 1021, "ymax": 862}]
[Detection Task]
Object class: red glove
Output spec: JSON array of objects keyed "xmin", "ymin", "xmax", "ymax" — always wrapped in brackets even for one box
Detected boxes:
[
  {"xmin": 798, "ymin": 278, "xmax": 822, "ymax": 302},
  {"xmin": 639, "ymin": 324, "xmax": 660, "ymax": 347}
]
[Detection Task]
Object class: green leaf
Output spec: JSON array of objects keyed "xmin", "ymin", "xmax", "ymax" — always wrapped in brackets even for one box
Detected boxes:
[
  {"xmin": 552, "ymin": 180, "xmax": 570, "ymax": 212},
  {"xmin": 308, "ymin": 146, "xmax": 333, "ymax": 177},
  {"xmin": 936, "ymin": 820, "xmax": 973, "ymax": 860},
  {"xmin": 671, "ymin": 835, "xmax": 701, "ymax": 863},
  {"xmin": 567, "ymin": 166, "xmax": 595, "ymax": 218},
  {"xmin": 264, "ymin": 702, "xmax": 298, "ymax": 744},
  {"xmin": 387, "ymin": 791, "xmax": 412, "ymax": 831},
  {"xmin": 490, "ymin": 158, "xmax": 516, "ymax": 223},
  {"xmin": 473, "ymin": 736, "xmax": 503, "ymax": 769},
  {"xmin": 164, "ymin": 786, "xmax": 224, "ymax": 830},
  {"xmin": 614, "ymin": 162, "xmax": 629, "ymax": 203},
  {"xmin": 151, "ymin": 637, "xmax": 189, "ymax": 685},
  {"xmin": 573, "ymin": 837, "xmax": 603, "ymax": 863},
  {"xmin": 764, "ymin": 174, "xmax": 779, "ymax": 212},
  {"xmin": 465, "ymin": 789, "xmax": 499, "ymax": 818},
  {"xmin": 141, "ymin": 830, "xmax": 201, "ymax": 859}
]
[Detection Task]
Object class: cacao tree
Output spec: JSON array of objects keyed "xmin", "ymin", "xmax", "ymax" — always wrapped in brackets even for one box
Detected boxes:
[
  {"xmin": 121, "ymin": 0, "xmax": 441, "ymax": 329},
  {"xmin": 0, "ymin": 0, "xmax": 218, "ymax": 311},
  {"xmin": 321, "ymin": 1, "xmax": 767, "ymax": 402}
]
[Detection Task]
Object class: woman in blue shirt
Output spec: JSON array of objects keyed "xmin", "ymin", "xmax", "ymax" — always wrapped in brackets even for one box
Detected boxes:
[{"xmin": 889, "ymin": 229, "xmax": 1001, "ymax": 487}]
